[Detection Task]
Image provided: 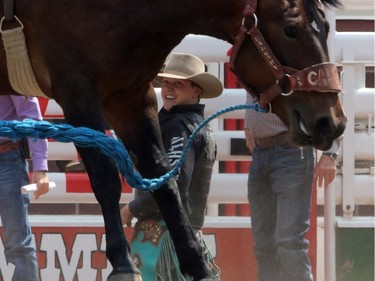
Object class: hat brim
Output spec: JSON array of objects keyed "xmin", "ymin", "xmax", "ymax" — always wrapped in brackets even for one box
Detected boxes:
[{"xmin": 157, "ymin": 72, "xmax": 223, "ymax": 99}]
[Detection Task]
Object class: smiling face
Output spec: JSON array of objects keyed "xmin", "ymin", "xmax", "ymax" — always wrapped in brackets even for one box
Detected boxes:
[{"xmin": 161, "ymin": 78, "xmax": 202, "ymax": 111}]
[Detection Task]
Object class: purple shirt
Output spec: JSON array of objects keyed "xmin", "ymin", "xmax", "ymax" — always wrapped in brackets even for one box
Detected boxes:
[{"xmin": 0, "ymin": 95, "xmax": 48, "ymax": 171}]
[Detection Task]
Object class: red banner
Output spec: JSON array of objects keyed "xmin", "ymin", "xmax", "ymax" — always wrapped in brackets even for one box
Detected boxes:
[{"xmin": 1, "ymin": 226, "xmax": 256, "ymax": 280}]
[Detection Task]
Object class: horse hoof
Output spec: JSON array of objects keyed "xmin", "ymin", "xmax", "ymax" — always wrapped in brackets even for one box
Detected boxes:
[{"xmin": 107, "ymin": 273, "xmax": 142, "ymax": 281}]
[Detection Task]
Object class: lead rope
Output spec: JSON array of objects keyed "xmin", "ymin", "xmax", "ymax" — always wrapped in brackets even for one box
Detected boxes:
[{"xmin": 0, "ymin": 103, "xmax": 266, "ymax": 191}]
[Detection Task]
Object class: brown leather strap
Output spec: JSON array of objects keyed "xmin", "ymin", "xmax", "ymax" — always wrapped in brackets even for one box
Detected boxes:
[
  {"xmin": 243, "ymin": 0, "xmax": 256, "ymax": 17},
  {"xmin": 0, "ymin": 141, "xmax": 20, "ymax": 153},
  {"xmin": 256, "ymin": 62, "xmax": 341, "ymax": 107},
  {"xmin": 289, "ymin": 63, "xmax": 342, "ymax": 92},
  {"xmin": 255, "ymin": 133, "xmax": 290, "ymax": 149},
  {"xmin": 229, "ymin": 25, "xmax": 248, "ymax": 72},
  {"xmin": 258, "ymin": 83, "xmax": 283, "ymax": 108},
  {"xmin": 248, "ymin": 26, "xmax": 286, "ymax": 81},
  {"xmin": 229, "ymin": 0, "xmax": 290, "ymax": 107},
  {"xmin": 229, "ymin": 0, "xmax": 257, "ymax": 73}
]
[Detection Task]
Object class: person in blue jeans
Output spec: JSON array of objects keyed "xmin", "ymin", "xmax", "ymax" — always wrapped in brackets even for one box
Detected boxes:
[
  {"xmin": 0, "ymin": 95, "xmax": 50, "ymax": 281},
  {"xmin": 244, "ymin": 93, "xmax": 340, "ymax": 281}
]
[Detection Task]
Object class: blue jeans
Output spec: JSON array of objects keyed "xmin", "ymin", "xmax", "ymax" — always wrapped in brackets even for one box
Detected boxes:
[
  {"xmin": 248, "ymin": 144, "xmax": 315, "ymax": 281},
  {"xmin": 0, "ymin": 148, "xmax": 39, "ymax": 281}
]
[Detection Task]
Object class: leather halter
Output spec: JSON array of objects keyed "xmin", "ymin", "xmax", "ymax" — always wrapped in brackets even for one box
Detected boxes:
[{"xmin": 229, "ymin": 0, "xmax": 342, "ymax": 108}]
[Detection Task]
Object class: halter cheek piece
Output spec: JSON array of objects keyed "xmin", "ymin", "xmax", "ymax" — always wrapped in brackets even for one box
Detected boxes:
[{"xmin": 229, "ymin": 0, "xmax": 342, "ymax": 109}]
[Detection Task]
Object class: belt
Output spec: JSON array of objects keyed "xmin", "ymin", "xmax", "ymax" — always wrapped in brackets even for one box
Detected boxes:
[
  {"xmin": 254, "ymin": 133, "xmax": 290, "ymax": 149},
  {"xmin": 0, "ymin": 141, "xmax": 20, "ymax": 153}
]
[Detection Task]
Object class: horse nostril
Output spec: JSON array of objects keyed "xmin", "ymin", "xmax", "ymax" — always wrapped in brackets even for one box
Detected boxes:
[{"xmin": 316, "ymin": 117, "xmax": 332, "ymax": 136}]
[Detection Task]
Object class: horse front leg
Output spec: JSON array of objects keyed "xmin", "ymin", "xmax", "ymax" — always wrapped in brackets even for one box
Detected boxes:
[
  {"xmin": 76, "ymin": 146, "xmax": 141, "ymax": 281},
  {"xmin": 53, "ymin": 73, "xmax": 141, "ymax": 281},
  {"xmin": 133, "ymin": 140, "xmax": 212, "ymax": 280},
  {"xmin": 152, "ymin": 179, "xmax": 212, "ymax": 280}
]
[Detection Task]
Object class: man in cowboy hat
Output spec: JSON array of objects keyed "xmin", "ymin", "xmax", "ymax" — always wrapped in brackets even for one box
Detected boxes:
[{"xmin": 121, "ymin": 53, "xmax": 222, "ymax": 281}]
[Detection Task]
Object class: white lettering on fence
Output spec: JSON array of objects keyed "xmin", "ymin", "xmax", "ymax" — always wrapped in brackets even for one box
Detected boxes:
[
  {"xmin": 40, "ymin": 233, "xmax": 98, "ymax": 280},
  {"xmin": 0, "ymin": 232, "xmax": 216, "ymax": 280},
  {"xmin": 0, "ymin": 236, "xmax": 15, "ymax": 281},
  {"xmin": 100, "ymin": 233, "xmax": 112, "ymax": 280}
]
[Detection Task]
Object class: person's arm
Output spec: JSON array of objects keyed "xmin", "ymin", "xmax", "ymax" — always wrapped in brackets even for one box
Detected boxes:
[
  {"xmin": 11, "ymin": 96, "xmax": 49, "ymax": 199},
  {"xmin": 314, "ymin": 137, "xmax": 342, "ymax": 189},
  {"xmin": 126, "ymin": 191, "xmax": 161, "ymax": 222},
  {"xmin": 124, "ymin": 120, "xmax": 194, "ymax": 224}
]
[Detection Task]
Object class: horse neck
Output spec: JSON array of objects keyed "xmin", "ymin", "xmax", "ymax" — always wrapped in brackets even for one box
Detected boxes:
[{"xmin": 172, "ymin": 0, "xmax": 245, "ymax": 44}]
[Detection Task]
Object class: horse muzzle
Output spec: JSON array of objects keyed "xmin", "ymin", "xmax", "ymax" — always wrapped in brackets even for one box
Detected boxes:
[{"xmin": 292, "ymin": 104, "xmax": 347, "ymax": 151}]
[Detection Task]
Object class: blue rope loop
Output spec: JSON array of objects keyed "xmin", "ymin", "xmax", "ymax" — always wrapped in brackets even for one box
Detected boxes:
[{"xmin": 0, "ymin": 103, "xmax": 265, "ymax": 191}]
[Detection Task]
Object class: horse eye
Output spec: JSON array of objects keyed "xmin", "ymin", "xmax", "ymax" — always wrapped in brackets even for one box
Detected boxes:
[{"xmin": 284, "ymin": 25, "xmax": 298, "ymax": 39}]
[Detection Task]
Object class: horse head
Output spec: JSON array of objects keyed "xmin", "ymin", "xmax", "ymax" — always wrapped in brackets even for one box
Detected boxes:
[{"xmin": 230, "ymin": 0, "xmax": 346, "ymax": 150}]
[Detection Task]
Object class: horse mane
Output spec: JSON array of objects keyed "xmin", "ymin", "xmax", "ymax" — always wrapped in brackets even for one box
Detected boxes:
[{"xmin": 320, "ymin": 0, "xmax": 343, "ymax": 8}]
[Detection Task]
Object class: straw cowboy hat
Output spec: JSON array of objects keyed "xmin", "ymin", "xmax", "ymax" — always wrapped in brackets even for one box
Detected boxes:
[{"xmin": 157, "ymin": 53, "xmax": 223, "ymax": 99}]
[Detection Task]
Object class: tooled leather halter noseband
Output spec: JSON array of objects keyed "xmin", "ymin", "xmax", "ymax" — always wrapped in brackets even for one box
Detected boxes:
[{"xmin": 229, "ymin": 0, "xmax": 341, "ymax": 108}]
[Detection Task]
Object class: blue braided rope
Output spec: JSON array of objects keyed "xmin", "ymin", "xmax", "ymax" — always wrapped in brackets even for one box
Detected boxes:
[{"xmin": 0, "ymin": 103, "xmax": 265, "ymax": 191}]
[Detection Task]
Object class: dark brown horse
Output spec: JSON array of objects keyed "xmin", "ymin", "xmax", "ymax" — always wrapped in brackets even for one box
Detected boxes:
[{"xmin": 0, "ymin": 0, "xmax": 346, "ymax": 280}]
